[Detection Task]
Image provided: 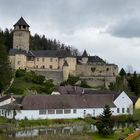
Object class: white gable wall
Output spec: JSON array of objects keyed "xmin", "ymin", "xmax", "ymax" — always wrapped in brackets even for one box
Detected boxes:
[
  {"xmin": 0, "ymin": 98, "xmax": 15, "ymax": 107},
  {"xmin": 113, "ymin": 91, "xmax": 133, "ymax": 115}
]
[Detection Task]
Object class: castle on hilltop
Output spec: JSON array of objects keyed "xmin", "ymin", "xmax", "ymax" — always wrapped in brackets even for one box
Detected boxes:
[{"xmin": 9, "ymin": 17, "xmax": 118, "ymax": 87}]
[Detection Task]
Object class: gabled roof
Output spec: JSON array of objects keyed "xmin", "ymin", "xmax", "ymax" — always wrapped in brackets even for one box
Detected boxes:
[
  {"xmin": 82, "ymin": 50, "xmax": 88, "ymax": 57},
  {"xmin": 77, "ymin": 56, "xmax": 106, "ymax": 64},
  {"xmin": 0, "ymin": 95, "xmax": 11, "ymax": 102},
  {"xmin": 32, "ymin": 50, "xmax": 73, "ymax": 58},
  {"xmin": 14, "ymin": 17, "xmax": 29, "ymax": 27},
  {"xmin": 21, "ymin": 94, "xmax": 116, "ymax": 110},
  {"xmin": 9, "ymin": 48, "xmax": 27, "ymax": 56}
]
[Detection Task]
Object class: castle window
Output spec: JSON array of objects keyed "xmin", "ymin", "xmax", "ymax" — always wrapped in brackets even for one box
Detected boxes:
[
  {"xmin": 42, "ymin": 65, "xmax": 45, "ymax": 69},
  {"xmin": 17, "ymin": 61, "xmax": 21, "ymax": 65},
  {"xmin": 42, "ymin": 58, "xmax": 44, "ymax": 62},
  {"xmin": 50, "ymin": 65, "xmax": 52, "ymax": 69},
  {"xmin": 91, "ymin": 67, "xmax": 96, "ymax": 72},
  {"xmin": 37, "ymin": 58, "xmax": 39, "ymax": 61},
  {"xmin": 106, "ymin": 68, "xmax": 109, "ymax": 71},
  {"xmin": 36, "ymin": 65, "xmax": 38, "ymax": 68},
  {"xmin": 23, "ymin": 25, "xmax": 26, "ymax": 29}
]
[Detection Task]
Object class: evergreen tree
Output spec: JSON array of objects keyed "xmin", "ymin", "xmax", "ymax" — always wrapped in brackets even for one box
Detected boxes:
[
  {"xmin": 119, "ymin": 68, "xmax": 126, "ymax": 77},
  {"xmin": 0, "ymin": 33, "xmax": 12, "ymax": 93},
  {"xmin": 96, "ymin": 105, "xmax": 114, "ymax": 136}
]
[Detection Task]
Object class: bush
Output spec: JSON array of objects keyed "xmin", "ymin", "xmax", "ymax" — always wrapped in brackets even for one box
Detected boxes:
[
  {"xmin": 32, "ymin": 75, "xmax": 45, "ymax": 84},
  {"xmin": 9, "ymin": 86, "xmax": 25, "ymax": 95},
  {"xmin": 15, "ymin": 69, "xmax": 26, "ymax": 77},
  {"xmin": 24, "ymin": 71, "xmax": 35, "ymax": 82}
]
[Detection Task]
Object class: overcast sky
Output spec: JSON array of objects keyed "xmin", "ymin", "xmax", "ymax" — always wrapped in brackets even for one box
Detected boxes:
[{"xmin": 0, "ymin": 0, "xmax": 140, "ymax": 72}]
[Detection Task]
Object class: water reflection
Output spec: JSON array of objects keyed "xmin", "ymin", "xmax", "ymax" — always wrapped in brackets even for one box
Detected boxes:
[{"xmin": 7, "ymin": 122, "xmax": 140, "ymax": 138}]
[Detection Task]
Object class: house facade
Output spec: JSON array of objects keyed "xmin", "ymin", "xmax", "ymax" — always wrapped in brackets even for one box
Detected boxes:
[
  {"xmin": 9, "ymin": 17, "xmax": 118, "ymax": 87},
  {"xmin": 135, "ymin": 98, "xmax": 140, "ymax": 109},
  {"xmin": 0, "ymin": 91, "xmax": 133, "ymax": 120}
]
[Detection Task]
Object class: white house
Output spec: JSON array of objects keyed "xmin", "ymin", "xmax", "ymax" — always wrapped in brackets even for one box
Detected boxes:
[
  {"xmin": 0, "ymin": 91, "xmax": 133, "ymax": 120},
  {"xmin": 0, "ymin": 95, "xmax": 15, "ymax": 107}
]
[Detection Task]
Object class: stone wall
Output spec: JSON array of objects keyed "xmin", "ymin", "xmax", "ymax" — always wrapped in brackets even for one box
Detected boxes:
[
  {"xmin": 28, "ymin": 68, "xmax": 63, "ymax": 84},
  {"xmin": 80, "ymin": 76, "xmax": 116, "ymax": 88},
  {"xmin": 76, "ymin": 64, "xmax": 118, "ymax": 77}
]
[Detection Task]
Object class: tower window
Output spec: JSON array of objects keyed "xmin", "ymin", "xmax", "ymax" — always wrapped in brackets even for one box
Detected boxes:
[
  {"xmin": 23, "ymin": 25, "xmax": 26, "ymax": 29},
  {"xmin": 49, "ymin": 65, "xmax": 52, "ymax": 69}
]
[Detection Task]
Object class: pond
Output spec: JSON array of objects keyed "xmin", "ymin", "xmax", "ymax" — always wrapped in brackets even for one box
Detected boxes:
[{"xmin": 0, "ymin": 123, "xmax": 139, "ymax": 140}]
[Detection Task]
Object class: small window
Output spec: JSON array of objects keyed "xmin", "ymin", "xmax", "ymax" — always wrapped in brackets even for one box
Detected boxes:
[
  {"xmin": 17, "ymin": 61, "xmax": 21, "ymax": 65},
  {"xmin": 50, "ymin": 65, "xmax": 52, "ymax": 69},
  {"xmin": 39, "ymin": 110, "xmax": 46, "ymax": 115},
  {"xmin": 42, "ymin": 58, "xmax": 44, "ymax": 62},
  {"xmin": 42, "ymin": 65, "xmax": 45, "ymax": 69},
  {"xmin": 73, "ymin": 109, "xmax": 77, "ymax": 114},
  {"xmin": 84, "ymin": 110, "xmax": 86, "ymax": 115},
  {"xmin": 91, "ymin": 67, "xmax": 96, "ymax": 72},
  {"xmin": 117, "ymin": 108, "xmax": 120, "ymax": 113},
  {"xmin": 64, "ymin": 109, "xmax": 71, "ymax": 114},
  {"xmin": 48, "ymin": 109, "xmax": 55, "ymax": 114},
  {"xmin": 37, "ymin": 58, "xmax": 39, "ymax": 61},
  {"xmin": 122, "ymin": 108, "xmax": 125, "ymax": 113},
  {"xmin": 56, "ymin": 109, "xmax": 63, "ymax": 114},
  {"xmin": 19, "ymin": 25, "xmax": 21, "ymax": 29},
  {"xmin": 23, "ymin": 25, "xmax": 26, "ymax": 29},
  {"xmin": 106, "ymin": 68, "xmax": 109, "ymax": 71},
  {"xmin": 36, "ymin": 65, "xmax": 38, "ymax": 68},
  {"xmin": 50, "ymin": 58, "xmax": 53, "ymax": 62},
  {"xmin": 1, "ymin": 110, "xmax": 3, "ymax": 115},
  {"xmin": 127, "ymin": 108, "xmax": 130, "ymax": 113}
]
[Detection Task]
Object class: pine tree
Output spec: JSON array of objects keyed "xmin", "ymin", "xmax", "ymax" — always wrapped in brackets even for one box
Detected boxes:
[
  {"xmin": 0, "ymin": 33, "xmax": 12, "ymax": 94},
  {"xmin": 96, "ymin": 105, "xmax": 114, "ymax": 136},
  {"xmin": 119, "ymin": 68, "xmax": 126, "ymax": 77}
]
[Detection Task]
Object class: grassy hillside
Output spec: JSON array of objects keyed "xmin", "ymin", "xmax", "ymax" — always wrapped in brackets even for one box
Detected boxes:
[{"xmin": 7, "ymin": 70, "xmax": 55, "ymax": 95}]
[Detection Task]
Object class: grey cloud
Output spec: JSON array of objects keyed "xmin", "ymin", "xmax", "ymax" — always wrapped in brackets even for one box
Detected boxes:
[{"xmin": 108, "ymin": 18, "xmax": 140, "ymax": 38}]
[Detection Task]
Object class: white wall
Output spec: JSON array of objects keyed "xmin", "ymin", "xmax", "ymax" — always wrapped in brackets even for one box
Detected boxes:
[
  {"xmin": 14, "ymin": 107, "xmax": 117, "ymax": 120},
  {"xmin": 0, "ymin": 98, "xmax": 15, "ymax": 107},
  {"xmin": 113, "ymin": 91, "xmax": 133, "ymax": 115}
]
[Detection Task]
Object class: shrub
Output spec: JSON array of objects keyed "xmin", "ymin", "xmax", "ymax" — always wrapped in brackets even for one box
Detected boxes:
[
  {"xmin": 15, "ymin": 69, "xmax": 26, "ymax": 77},
  {"xmin": 9, "ymin": 86, "xmax": 24, "ymax": 95},
  {"xmin": 32, "ymin": 75, "xmax": 45, "ymax": 84}
]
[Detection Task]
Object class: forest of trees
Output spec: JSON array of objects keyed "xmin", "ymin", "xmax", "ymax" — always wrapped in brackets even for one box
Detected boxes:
[
  {"xmin": 0, "ymin": 28, "xmax": 79, "ymax": 56},
  {"xmin": 0, "ymin": 30, "xmax": 13, "ymax": 93}
]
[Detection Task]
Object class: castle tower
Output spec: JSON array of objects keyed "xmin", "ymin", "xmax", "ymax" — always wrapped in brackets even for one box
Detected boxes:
[
  {"xmin": 13, "ymin": 17, "xmax": 30, "ymax": 52},
  {"xmin": 63, "ymin": 60, "xmax": 69, "ymax": 80},
  {"xmin": 82, "ymin": 50, "xmax": 88, "ymax": 64}
]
